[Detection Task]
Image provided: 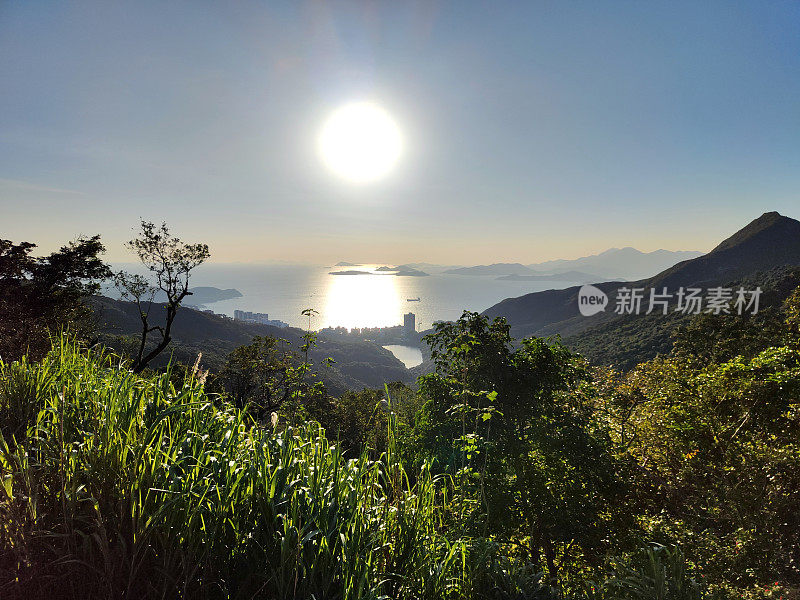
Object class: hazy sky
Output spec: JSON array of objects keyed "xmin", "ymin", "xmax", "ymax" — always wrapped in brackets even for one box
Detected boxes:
[{"xmin": 2, "ymin": 1, "xmax": 799, "ymax": 264}]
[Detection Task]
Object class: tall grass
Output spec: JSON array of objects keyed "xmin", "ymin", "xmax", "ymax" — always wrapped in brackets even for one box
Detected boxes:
[{"xmin": 0, "ymin": 339, "xmax": 552, "ymax": 600}]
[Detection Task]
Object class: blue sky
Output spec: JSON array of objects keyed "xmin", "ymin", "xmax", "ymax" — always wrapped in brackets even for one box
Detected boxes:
[{"xmin": 1, "ymin": 1, "xmax": 799, "ymax": 263}]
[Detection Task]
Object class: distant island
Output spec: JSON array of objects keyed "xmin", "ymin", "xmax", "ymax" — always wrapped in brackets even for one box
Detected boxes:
[
  {"xmin": 394, "ymin": 268, "xmax": 428, "ymax": 277},
  {"xmin": 445, "ymin": 263, "xmax": 537, "ymax": 277},
  {"xmin": 376, "ymin": 265, "xmax": 429, "ymax": 276},
  {"xmin": 419, "ymin": 250, "xmax": 704, "ymax": 281},
  {"xmin": 331, "ymin": 250, "xmax": 704, "ymax": 282},
  {"xmin": 151, "ymin": 286, "xmax": 244, "ymax": 306},
  {"xmin": 329, "ymin": 268, "xmax": 429, "ymax": 277},
  {"xmin": 329, "ymin": 270, "xmax": 370, "ymax": 275}
]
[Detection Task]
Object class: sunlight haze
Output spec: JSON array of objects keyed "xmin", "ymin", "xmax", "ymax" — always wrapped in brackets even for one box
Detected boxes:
[{"xmin": 1, "ymin": 2, "xmax": 799, "ymax": 263}]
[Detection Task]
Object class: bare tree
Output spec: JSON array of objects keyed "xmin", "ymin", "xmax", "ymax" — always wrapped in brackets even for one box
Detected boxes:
[{"xmin": 115, "ymin": 221, "xmax": 209, "ymax": 372}]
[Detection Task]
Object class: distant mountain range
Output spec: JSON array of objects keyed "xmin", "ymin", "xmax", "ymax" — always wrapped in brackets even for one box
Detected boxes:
[
  {"xmin": 482, "ymin": 211, "xmax": 800, "ymax": 368},
  {"xmin": 527, "ymin": 247, "xmax": 704, "ymax": 280},
  {"xmin": 397, "ymin": 263, "xmax": 464, "ymax": 274},
  {"xmin": 337, "ymin": 248, "xmax": 702, "ymax": 282},
  {"xmin": 432, "ymin": 249, "xmax": 703, "ymax": 281},
  {"xmin": 444, "ymin": 263, "xmax": 536, "ymax": 276}
]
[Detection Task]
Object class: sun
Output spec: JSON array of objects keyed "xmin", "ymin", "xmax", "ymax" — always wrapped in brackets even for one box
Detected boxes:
[{"xmin": 318, "ymin": 102, "xmax": 403, "ymax": 183}]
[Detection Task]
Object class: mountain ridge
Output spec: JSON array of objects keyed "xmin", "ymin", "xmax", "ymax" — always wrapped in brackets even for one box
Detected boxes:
[
  {"xmin": 527, "ymin": 247, "xmax": 704, "ymax": 280},
  {"xmin": 482, "ymin": 212, "xmax": 800, "ymax": 350}
]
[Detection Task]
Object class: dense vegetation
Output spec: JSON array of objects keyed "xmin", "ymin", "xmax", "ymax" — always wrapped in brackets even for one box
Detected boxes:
[
  {"xmin": 2, "ymin": 284, "xmax": 800, "ymax": 598},
  {"xmin": 568, "ymin": 267, "xmax": 800, "ymax": 369},
  {"xmin": 2, "ymin": 222, "xmax": 800, "ymax": 599},
  {"xmin": 0, "ymin": 236, "xmax": 110, "ymax": 361},
  {"xmin": 0, "ymin": 339, "xmax": 559, "ymax": 599}
]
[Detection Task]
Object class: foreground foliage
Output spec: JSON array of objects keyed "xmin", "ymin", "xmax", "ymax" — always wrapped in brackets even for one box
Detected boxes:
[
  {"xmin": 4, "ymin": 295, "xmax": 800, "ymax": 598},
  {"xmin": 0, "ymin": 236, "xmax": 110, "ymax": 362},
  {"xmin": 0, "ymin": 340, "xmax": 556, "ymax": 599},
  {"xmin": 416, "ymin": 313, "xmax": 626, "ymax": 586}
]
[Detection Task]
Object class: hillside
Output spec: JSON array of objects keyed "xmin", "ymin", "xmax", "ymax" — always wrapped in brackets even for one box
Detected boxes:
[
  {"xmin": 483, "ymin": 212, "xmax": 800, "ymax": 367},
  {"xmin": 648, "ymin": 211, "xmax": 800, "ymax": 288},
  {"xmin": 91, "ymin": 296, "xmax": 413, "ymax": 394},
  {"xmin": 565, "ymin": 267, "xmax": 800, "ymax": 369}
]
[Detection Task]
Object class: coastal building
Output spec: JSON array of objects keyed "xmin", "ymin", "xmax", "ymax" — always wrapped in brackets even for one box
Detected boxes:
[
  {"xmin": 265, "ymin": 319, "xmax": 289, "ymax": 328},
  {"xmin": 404, "ymin": 312, "xmax": 415, "ymax": 336},
  {"xmin": 234, "ymin": 310, "xmax": 289, "ymax": 328},
  {"xmin": 234, "ymin": 310, "xmax": 269, "ymax": 323}
]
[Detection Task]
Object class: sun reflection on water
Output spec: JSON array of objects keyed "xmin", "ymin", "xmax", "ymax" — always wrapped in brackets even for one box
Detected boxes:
[{"xmin": 323, "ymin": 271, "xmax": 403, "ymax": 330}]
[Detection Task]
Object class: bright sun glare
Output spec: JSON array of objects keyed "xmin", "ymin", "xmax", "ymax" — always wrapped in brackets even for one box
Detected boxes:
[{"xmin": 318, "ymin": 102, "xmax": 402, "ymax": 183}]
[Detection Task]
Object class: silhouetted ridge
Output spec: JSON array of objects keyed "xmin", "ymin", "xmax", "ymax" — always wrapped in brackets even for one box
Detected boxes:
[
  {"xmin": 710, "ymin": 211, "xmax": 786, "ymax": 253},
  {"xmin": 482, "ymin": 211, "xmax": 800, "ymax": 345},
  {"xmin": 650, "ymin": 211, "xmax": 800, "ymax": 289}
]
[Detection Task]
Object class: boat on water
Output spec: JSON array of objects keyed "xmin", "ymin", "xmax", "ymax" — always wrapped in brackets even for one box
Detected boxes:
[{"xmin": 407, "ymin": 297, "xmax": 421, "ymax": 302}]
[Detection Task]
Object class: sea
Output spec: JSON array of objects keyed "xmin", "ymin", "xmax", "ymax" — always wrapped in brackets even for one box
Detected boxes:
[{"xmin": 184, "ymin": 263, "xmax": 582, "ymax": 333}]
